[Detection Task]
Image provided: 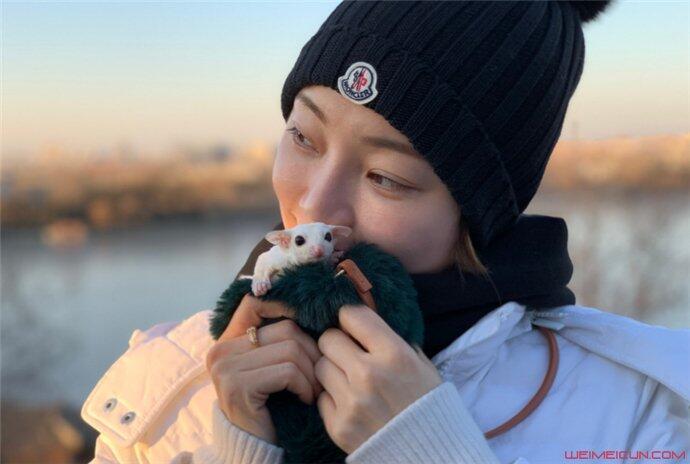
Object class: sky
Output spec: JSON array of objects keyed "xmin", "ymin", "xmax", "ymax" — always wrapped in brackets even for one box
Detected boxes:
[{"xmin": 2, "ymin": 0, "xmax": 689, "ymax": 158}]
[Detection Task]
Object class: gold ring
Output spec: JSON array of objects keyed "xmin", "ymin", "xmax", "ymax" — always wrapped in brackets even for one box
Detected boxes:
[{"xmin": 246, "ymin": 326, "xmax": 260, "ymax": 347}]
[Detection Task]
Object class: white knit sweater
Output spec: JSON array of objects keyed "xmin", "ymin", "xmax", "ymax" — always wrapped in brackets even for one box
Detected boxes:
[{"xmin": 189, "ymin": 381, "xmax": 500, "ymax": 464}]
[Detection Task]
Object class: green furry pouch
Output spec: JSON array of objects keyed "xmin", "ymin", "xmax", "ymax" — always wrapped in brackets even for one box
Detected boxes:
[{"xmin": 209, "ymin": 242, "xmax": 424, "ymax": 463}]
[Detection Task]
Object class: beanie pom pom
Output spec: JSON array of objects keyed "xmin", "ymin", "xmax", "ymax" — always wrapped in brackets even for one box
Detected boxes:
[{"xmin": 568, "ymin": 0, "xmax": 614, "ymax": 23}]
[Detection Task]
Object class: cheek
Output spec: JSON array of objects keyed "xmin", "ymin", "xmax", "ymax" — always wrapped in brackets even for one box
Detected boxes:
[
  {"xmin": 357, "ymin": 196, "xmax": 457, "ymax": 272},
  {"xmin": 355, "ymin": 205, "xmax": 422, "ymax": 258},
  {"xmin": 273, "ymin": 140, "xmax": 307, "ymax": 215}
]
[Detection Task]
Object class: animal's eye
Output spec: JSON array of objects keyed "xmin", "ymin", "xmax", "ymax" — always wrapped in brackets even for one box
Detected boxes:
[
  {"xmin": 324, "ymin": 232, "xmax": 332, "ymax": 242},
  {"xmin": 295, "ymin": 235, "xmax": 305, "ymax": 246}
]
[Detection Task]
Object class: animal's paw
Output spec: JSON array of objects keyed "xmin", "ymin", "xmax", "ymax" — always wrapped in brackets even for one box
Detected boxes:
[
  {"xmin": 329, "ymin": 250, "xmax": 346, "ymax": 265},
  {"xmin": 251, "ymin": 278, "xmax": 271, "ymax": 296}
]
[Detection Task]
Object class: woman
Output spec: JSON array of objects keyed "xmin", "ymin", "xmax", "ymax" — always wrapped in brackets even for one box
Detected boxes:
[{"xmin": 81, "ymin": 2, "xmax": 690, "ymax": 463}]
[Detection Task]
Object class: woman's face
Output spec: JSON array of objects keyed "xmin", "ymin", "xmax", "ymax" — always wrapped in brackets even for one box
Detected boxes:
[{"xmin": 273, "ymin": 85, "xmax": 460, "ymax": 274}]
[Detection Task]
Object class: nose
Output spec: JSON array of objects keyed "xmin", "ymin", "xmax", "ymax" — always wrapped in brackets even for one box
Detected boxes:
[
  {"xmin": 310, "ymin": 246, "xmax": 324, "ymax": 258},
  {"xmin": 298, "ymin": 156, "xmax": 355, "ymax": 228}
]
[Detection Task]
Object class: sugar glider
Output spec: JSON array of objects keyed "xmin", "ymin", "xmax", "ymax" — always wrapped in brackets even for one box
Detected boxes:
[{"xmin": 240, "ymin": 222, "xmax": 353, "ymax": 297}]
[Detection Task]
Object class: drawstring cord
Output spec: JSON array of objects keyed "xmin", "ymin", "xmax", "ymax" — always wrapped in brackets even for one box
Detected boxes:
[{"xmin": 483, "ymin": 323, "xmax": 559, "ymax": 439}]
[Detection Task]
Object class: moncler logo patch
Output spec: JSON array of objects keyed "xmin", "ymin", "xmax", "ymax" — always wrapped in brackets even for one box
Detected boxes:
[{"xmin": 337, "ymin": 61, "xmax": 379, "ymax": 105}]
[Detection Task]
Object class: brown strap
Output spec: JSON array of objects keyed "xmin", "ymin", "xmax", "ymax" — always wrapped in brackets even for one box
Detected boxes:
[
  {"xmin": 483, "ymin": 325, "xmax": 559, "ymax": 439},
  {"xmin": 334, "ymin": 258, "xmax": 558, "ymax": 440},
  {"xmin": 335, "ymin": 259, "xmax": 377, "ymax": 312}
]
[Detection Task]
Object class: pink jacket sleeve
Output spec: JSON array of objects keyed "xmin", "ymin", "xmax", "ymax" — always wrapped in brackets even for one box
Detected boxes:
[{"xmin": 89, "ymin": 399, "xmax": 284, "ymax": 463}]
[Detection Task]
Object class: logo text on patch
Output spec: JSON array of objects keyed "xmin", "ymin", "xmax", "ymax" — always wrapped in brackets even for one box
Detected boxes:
[{"xmin": 337, "ymin": 61, "xmax": 379, "ymax": 105}]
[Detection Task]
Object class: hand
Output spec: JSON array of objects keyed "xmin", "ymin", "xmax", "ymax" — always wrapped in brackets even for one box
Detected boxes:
[
  {"xmin": 315, "ymin": 304, "xmax": 442, "ymax": 454},
  {"xmin": 205, "ymin": 294, "xmax": 323, "ymax": 444},
  {"xmin": 251, "ymin": 277, "xmax": 271, "ymax": 296}
]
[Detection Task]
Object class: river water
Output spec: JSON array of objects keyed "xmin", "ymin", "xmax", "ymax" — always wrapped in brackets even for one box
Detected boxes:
[{"xmin": 1, "ymin": 190, "xmax": 688, "ymax": 409}]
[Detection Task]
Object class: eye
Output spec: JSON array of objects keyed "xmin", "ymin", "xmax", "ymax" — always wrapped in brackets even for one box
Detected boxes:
[
  {"xmin": 324, "ymin": 232, "xmax": 332, "ymax": 242},
  {"xmin": 368, "ymin": 172, "xmax": 410, "ymax": 192},
  {"xmin": 295, "ymin": 235, "xmax": 305, "ymax": 246},
  {"xmin": 287, "ymin": 127, "xmax": 315, "ymax": 151}
]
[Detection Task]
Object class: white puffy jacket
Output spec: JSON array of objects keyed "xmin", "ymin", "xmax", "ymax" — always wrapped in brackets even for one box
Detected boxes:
[{"xmin": 81, "ymin": 302, "xmax": 690, "ymax": 463}]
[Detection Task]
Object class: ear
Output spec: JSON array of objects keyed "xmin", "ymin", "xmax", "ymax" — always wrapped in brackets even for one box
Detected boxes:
[
  {"xmin": 330, "ymin": 225, "xmax": 352, "ymax": 237},
  {"xmin": 265, "ymin": 230, "xmax": 291, "ymax": 249}
]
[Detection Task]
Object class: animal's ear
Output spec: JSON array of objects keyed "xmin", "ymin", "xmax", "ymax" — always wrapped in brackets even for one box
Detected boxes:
[
  {"xmin": 265, "ymin": 230, "xmax": 291, "ymax": 249},
  {"xmin": 330, "ymin": 225, "xmax": 352, "ymax": 237}
]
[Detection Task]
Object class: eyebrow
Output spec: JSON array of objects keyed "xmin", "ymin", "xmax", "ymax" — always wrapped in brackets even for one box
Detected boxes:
[
  {"xmin": 297, "ymin": 94, "xmax": 329, "ymax": 124},
  {"xmin": 296, "ymin": 93, "xmax": 422, "ymax": 160}
]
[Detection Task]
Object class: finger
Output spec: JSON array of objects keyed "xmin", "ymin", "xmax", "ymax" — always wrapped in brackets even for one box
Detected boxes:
[
  {"xmin": 338, "ymin": 304, "xmax": 399, "ymax": 353},
  {"xmin": 248, "ymin": 361, "xmax": 315, "ymax": 405},
  {"xmin": 317, "ymin": 390, "xmax": 337, "ymax": 431},
  {"xmin": 216, "ymin": 319, "xmax": 321, "ymax": 363},
  {"xmin": 219, "ymin": 294, "xmax": 295, "ymax": 341},
  {"xmin": 413, "ymin": 343, "xmax": 430, "ymax": 362},
  {"xmin": 234, "ymin": 339, "xmax": 320, "ymax": 394},
  {"xmin": 318, "ymin": 328, "xmax": 364, "ymax": 373},
  {"xmin": 314, "ymin": 355, "xmax": 349, "ymax": 405}
]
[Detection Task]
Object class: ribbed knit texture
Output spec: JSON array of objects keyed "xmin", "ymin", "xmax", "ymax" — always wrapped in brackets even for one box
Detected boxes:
[
  {"xmin": 345, "ymin": 382, "xmax": 501, "ymax": 464},
  {"xmin": 192, "ymin": 399, "xmax": 285, "ymax": 464},
  {"xmin": 197, "ymin": 385, "xmax": 502, "ymax": 464},
  {"xmin": 280, "ymin": 1, "xmax": 592, "ymax": 249}
]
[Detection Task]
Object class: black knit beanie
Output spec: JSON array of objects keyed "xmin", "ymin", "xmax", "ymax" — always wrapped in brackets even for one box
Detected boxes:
[{"xmin": 280, "ymin": 0, "xmax": 613, "ymax": 250}]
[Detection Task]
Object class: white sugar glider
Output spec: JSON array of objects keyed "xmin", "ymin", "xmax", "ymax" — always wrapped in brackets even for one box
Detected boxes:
[{"xmin": 242, "ymin": 222, "xmax": 353, "ymax": 297}]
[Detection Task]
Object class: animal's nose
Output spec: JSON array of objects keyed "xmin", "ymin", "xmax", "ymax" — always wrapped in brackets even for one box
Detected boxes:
[{"xmin": 311, "ymin": 246, "xmax": 324, "ymax": 257}]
